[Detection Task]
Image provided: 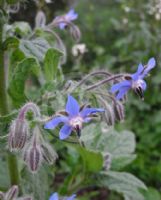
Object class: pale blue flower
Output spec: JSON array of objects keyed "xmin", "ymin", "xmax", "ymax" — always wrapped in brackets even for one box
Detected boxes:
[
  {"xmin": 56, "ymin": 9, "xmax": 78, "ymax": 29},
  {"xmin": 110, "ymin": 57, "xmax": 156, "ymax": 100},
  {"xmin": 49, "ymin": 192, "xmax": 76, "ymax": 200},
  {"xmin": 44, "ymin": 95, "xmax": 104, "ymax": 140}
]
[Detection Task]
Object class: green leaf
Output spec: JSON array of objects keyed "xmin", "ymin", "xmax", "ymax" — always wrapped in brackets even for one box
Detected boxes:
[
  {"xmin": 6, "ymin": 0, "xmax": 20, "ymax": 5},
  {"xmin": 111, "ymin": 154, "xmax": 137, "ymax": 170},
  {"xmin": 81, "ymin": 123, "xmax": 136, "ymax": 170},
  {"xmin": 77, "ymin": 146, "xmax": 103, "ymax": 172},
  {"xmin": 12, "ymin": 22, "xmax": 32, "ymax": 36},
  {"xmin": 21, "ymin": 166, "xmax": 49, "ymax": 200},
  {"xmin": 3, "ymin": 37, "xmax": 19, "ymax": 50},
  {"xmin": 20, "ymin": 38, "xmax": 50, "ymax": 62},
  {"xmin": 104, "ymin": 171, "xmax": 146, "ymax": 189},
  {"xmin": 142, "ymin": 187, "xmax": 161, "ymax": 200},
  {"xmin": 9, "ymin": 48, "xmax": 25, "ymax": 82},
  {"xmin": 0, "ymin": 158, "xmax": 10, "ymax": 190},
  {"xmin": 44, "ymin": 48, "xmax": 63, "ymax": 82},
  {"xmin": 98, "ymin": 171, "xmax": 147, "ymax": 200},
  {"xmin": 8, "ymin": 58, "xmax": 40, "ymax": 107}
]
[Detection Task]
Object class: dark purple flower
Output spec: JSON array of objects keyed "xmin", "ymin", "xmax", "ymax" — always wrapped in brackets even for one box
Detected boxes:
[
  {"xmin": 49, "ymin": 192, "xmax": 76, "ymax": 200},
  {"xmin": 55, "ymin": 9, "xmax": 78, "ymax": 30},
  {"xmin": 44, "ymin": 95, "xmax": 104, "ymax": 140},
  {"xmin": 110, "ymin": 57, "xmax": 156, "ymax": 100}
]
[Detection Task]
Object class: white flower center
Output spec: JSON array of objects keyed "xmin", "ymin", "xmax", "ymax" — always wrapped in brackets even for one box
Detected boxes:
[
  {"xmin": 132, "ymin": 79, "xmax": 144, "ymax": 89},
  {"xmin": 69, "ymin": 116, "xmax": 83, "ymax": 129}
]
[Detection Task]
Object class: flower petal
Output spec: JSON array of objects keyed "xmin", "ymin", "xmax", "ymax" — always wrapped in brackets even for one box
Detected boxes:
[
  {"xmin": 140, "ymin": 80, "xmax": 147, "ymax": 91},
  {"xmin": 44, "ymin": 116, "xmax": 68, "ymax": 129},
  {"xmin": 66, "ymin": 9, "xmax": 78, "ymax": 20},
  {"xmin": 132, "ymin": 63, "xmax": 144, "ymax": 80},
  {"xmin": 59, "ymin": 125, "xmax": 72, "ymax": 140},
  {"xmin": 80, "ymin": 108, "xmax": 104, "ymax": 118},
  {"xmin": 116, "ymin": 87, "xmax": 130, "ymax": 100},
  {"xmin": 142, "ymin": 57, "xmax": 156, "ymax": 77},
  {"xmin": 110, "ymin": 80, "xmax": 131, "ymax": 93},
  {"xmin": 66, "ymin": 95, "xmax": 80, "ymax": 117},
  {"xmin": 49, "ymin": 193, "xmax": 59, "ymax": 200},
  {"xmin": 67, "ymin": 194, "xmax": 76, "ymax": 200},
  {"xmin": 59, "ymin": 22, "xmax": 66, "ymax": 29}
]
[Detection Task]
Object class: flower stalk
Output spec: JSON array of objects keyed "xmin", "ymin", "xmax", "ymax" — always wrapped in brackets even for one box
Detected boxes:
[
  {"xmin": 0, "ymin": 15, "xmax": 20, "ymax": 186},
  {"xmin": 72, "ymin": 71, "xmax": 112, "ymax": 91},
  {"xmin": 86, "ymin": 74, "xmax": 127, "ymax": 91}
]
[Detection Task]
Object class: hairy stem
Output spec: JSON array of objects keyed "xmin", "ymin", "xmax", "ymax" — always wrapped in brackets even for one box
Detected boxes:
[
  {"xmin": 72, "ymin": 71, "xmax": 112, "ymax": 91},
  {"xmin": 0, "ymin": 18, "xmax": 20, "ymax": 187},
  {"xmin": 86, "ymin": 74, "xmax": 127, "ymax": 91}
]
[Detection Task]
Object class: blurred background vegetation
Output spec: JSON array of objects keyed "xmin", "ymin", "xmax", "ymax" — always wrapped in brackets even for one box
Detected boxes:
[{"xmin": 10, "ymin": 0, "xmax": 161, "ymax": 198}]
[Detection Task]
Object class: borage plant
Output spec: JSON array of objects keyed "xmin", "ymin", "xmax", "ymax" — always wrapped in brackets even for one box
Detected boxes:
[{"xmin": 0, "ymin": 0, "xmax": 156, "ymax": 200}]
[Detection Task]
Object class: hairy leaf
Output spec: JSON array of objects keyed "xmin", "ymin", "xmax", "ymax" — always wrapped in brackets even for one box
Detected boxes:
[
  {"xmin": 0, "ymin": 158, "xmax": 10, "ymax": 190},
  {"xmin": 8, "ymin": 58, "xmax": 40, "ymax": 107},
  {"xmin": 43, "ymin": 48, "xmax": 63, "ymax": 82},
  {"xmin": 21, "ymin": 166, "xmax": 49, "ymax": 200},
  {"xmin": 142, "ymin": 187, "xmax": 161, "ymax": 200},
  {"xmin": 20, "ymin": 38, "xmax": 50, "ymax": 62},
  {"xmin": 77, "ymin": 146, "xmax": 103, "ymax": 173},
  {"xmin": 3, "ymin": 37, "xmax": 19, "ymax": 50},
  {"xmin": 98, "ymin": 171, "xmax": 147, "ymax": 200},
  {"xmin": 81, "ymin": 123, "xmax": 136, "ymax": 170}
]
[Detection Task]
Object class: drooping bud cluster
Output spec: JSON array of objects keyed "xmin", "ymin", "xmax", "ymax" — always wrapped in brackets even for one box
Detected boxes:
[
  {"xmin": 23, "ymin": 127, "xmax": 43, "ymax": 172},
  {"xmin": 69, "ymin": 24, "xmax": 81, "ymax": 42},
  {"xmin": 112, "ymin": 100, "xmax": 125, "ymax": 122},
  {"xmin": 8, "ymin": 102, "xmax": 58, "ymax": 173},
  {"xmin": 8, "ymin": 102, "xmax": 40, "ymax": 152},
  {"xmin": 98, "ymin": 95, "xmax": 125, "ymax": 126},
  {"xmin": 23, "ymin": 126, "xmax": 58, "ymax": 173},
  {"xmin": 41, "ymin": 142, "xmax": 58, "ymax": 165},
  {"xmin": 0, "ymin": 185, "xmax": 32, "ymax": 200},
  {"xmin": 8, "ymin": 119, "xmax": 28, "ymax": 152}
]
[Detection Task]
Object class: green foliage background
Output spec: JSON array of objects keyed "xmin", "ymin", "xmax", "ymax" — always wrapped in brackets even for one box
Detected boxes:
[
  {"xmin": 73, "ymin": 0, "xmax": 161, "ymax": 197},
  {"xmin": 57, "ymin": 0, "xmax": 161, "ymax": 197},
  {"xmin": 1, "ymin": 0, "xmax": 161, "ymax": 199}
]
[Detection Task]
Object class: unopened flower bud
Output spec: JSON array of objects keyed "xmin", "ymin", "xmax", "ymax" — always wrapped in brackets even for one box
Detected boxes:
[
  {"xmin": 8, "ymin": 119, "xmax": 28, "ymax": 151},
  {"xmin": 69, "ymin": 25, "xmax": 81, "ymax": 42},
  {"xmin": 25, "ymin": 145, "xmax": 42, "ymax": 172},
  {"xmin": 35, "ymin": 10, "xmax": 46, "ymax": 28},
  {"xmin": 103, "ymin": 104, "xmax": 115, "ymax": 126},
  {"xmin": 98, "ymin": 96, "xmax": 115, "ymax": 126},
  {"xmin": 113, "ymin": 101, "xmax": 125, "ymax": 122},
  {"xmin": 41, "ymin": 142, "xmax": 58, "ymax": 165},
  {"xmin": 103, "ymin": 153, "xmax": 111, "ymax": 171},
  {"xmin": 23, "ymin": 127, "xmax": 43, "ymax": 172},
  {"xmin": 4, "ymin": 185, "xmax": 18, "ymax": 200}
]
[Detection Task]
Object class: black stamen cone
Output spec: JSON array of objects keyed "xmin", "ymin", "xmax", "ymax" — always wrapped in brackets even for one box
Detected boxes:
[
  {"xmin": 135, "ymin": 87, "xmax": 144, "ymax": 100},
  {"xmin": 75, "ymin": 125, "xmax": 81, "ymax": 138}
]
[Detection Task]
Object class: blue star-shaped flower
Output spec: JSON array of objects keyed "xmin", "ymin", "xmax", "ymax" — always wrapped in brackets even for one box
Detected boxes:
[
  {"xmin": 56, "ymin": 9, "xmax": 78, "ymax": 30},
  {"xmin": 49, "ymin": 192, "xmax": 76, "ymax": 200},
  {"xmin": 110, "ymin": 57, "xmax": 156, "ymax": 100},
  {"xmin": 44, "ymin": 95, "xmax": 104, "ymax": 140}
]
